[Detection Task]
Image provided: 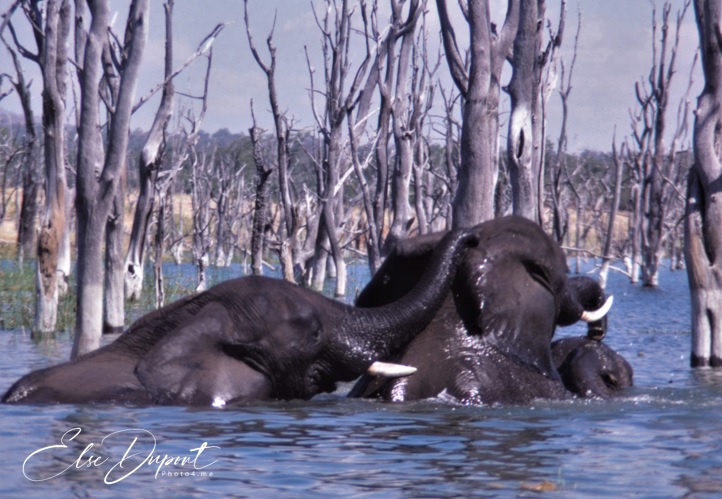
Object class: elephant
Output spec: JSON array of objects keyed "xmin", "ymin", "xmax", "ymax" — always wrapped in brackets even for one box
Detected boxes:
[
  {"xmin": 551, "ymin": 336, "xmax": 634, "ymax": 398},
  {"xmin": 2, "ymin": 229, "xmax": 478, "ymax": 406},
  {"xmin": 349, "ymin": 216, "xmax": 629, "ymax": 405}
]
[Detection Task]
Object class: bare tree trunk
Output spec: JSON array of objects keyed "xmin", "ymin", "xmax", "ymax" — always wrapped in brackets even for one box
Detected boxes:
[
  {"xmin": 1, "ymin": 40, "xmax": 41, "ymax": 262},
  {"xmin": 103, "ymin": 172, "xmax": 125, "ymax": 334},
  {"xmin": 440, "ymin": 86, "xmax": 460, "ymax": 229},
  {"xmin": 685, "ymin": 0, "xmax": 722, "ymax": 367},
  {"xmin": 599, "ymin": 138, "xmax": 625, "ymax": 289},
  {"xmin": 125, "ymin": 0, "xmax": 175, "ymax": 301},
  {"xmin": 347, "ymin": 108, "xmax": 381, "ymax": 270},
  {"xmin": 1, "ymin": 3, "xmax": 44, "ymax": 263},
  {"xmin": 96, "ymin": 9, "xmax": 124, "ymax": 335},
  {"xmin": 507, "ymin": 0, "xmax": 539, "ymax": 221},
  {"xmin": 190, "ymin": 149, "xmax": 213, "ymax": 292},
  {"xmin": 306, "ymin": 0, "xmax": 372, "ymax": 297},
  {"xmin": 437, "ymin": 0, "xmax": 519, "ymax": 227},
  {"xmin": 244, "ymin": 0, "xmax": 297, "ymax": 281},
  {"xmin": 73, "ymin": 0, "xmax": 148, "ymax": 358},
  {"xmin": 35, "ymin": 0, "xmax": 71, "ymax": 335},
  {"xmin": 630, "ymin": 180, "xmax": 642, "ymax": 284},
  {"xmin": 549, "ymin": 8, "xmax": 579, "ymax": 244},
  {"xmin": 635, "ymin": 1, "xmax": 691, "ymax": 287},
  {"xmin": 249, "ymin": 117, "xmax": 272, "ymax": 276},
  {"xmin": 387, "ymin": 0, "xmax": 422, "ymax": 243},
  {"xmin": 153, "ymin": 192, "xmax": 167, "ymax": 308}
]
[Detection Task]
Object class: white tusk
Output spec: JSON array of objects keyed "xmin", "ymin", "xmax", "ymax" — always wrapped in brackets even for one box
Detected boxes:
[
  {"xmin": 367, "ymin": 361, "xmax": 418, "ymax": 378},
  {"xmin": 580, "ymin": 295, "xmax": 614, "ymax": 323}
]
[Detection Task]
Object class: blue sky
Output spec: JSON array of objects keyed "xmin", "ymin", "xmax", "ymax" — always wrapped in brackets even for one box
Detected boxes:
[{"xmin": 0, "ymin": 0, "xmax": 701, "ymax": 152}]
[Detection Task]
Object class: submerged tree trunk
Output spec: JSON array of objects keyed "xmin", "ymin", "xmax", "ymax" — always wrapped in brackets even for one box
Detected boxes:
[
  {"xmin": 125, "ymin": 0, "xmax": 175, "ymax": 301},
  {"xmin": 244, "ymin": 0, "xmax": 297, "ymax": 281},
  {"xmin": 103, "ymin": 179, "xmax": 125, "ymax": 334},
  {"xmin": 635, "ymin": 1, "xmax": 690, "ymax": 288},
  {"xmin": 34, "ymin": 0, "xmax": 71, "ymax": 335},
  {"xmin": 249, "ymin": 122, "xmax": 272, "ymax": 276},
  {"xmin": 599, "ymin": 139, "xmax": 625, "ymax": 290},
  {"xmin": 73, "ymin": 0, "xmax": 148, "ymax": 358},
  {"xmin": 685, "ymin": 0, "xmax": 722, "ymax": 367}
]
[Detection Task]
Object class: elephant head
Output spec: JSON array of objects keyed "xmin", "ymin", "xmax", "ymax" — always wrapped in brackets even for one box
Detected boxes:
[
  {"xmin": 551, "ymin": 336, "xmax": 634, "ymax": 398},
  {"xmin": 351, "ymin": 216, "xmax": 623, "ymax": 405},
  {"xmin": 553, "ymin": 276, "xmax": 632, "ymax": 398},
  {"xmin": 3, "ymin": 229, "xmax": 478, "ymax": 406}
]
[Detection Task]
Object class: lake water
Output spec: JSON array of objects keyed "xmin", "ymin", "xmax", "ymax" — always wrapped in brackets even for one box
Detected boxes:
[{"xmin": 0, "ymin": 262, "xmax": 719, "ymax": 498}]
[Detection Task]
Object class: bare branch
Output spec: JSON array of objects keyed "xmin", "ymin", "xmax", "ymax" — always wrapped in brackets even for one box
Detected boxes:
[
  {"xmin": 131, "ymin": 22, "xmax": 224, "ymax": 113},
  {"xmin": 435, "ymin": 0, "xmax": 468, "ymax": 95}
]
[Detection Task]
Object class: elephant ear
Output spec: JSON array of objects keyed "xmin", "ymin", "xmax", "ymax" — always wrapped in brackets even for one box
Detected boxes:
[
  {"xmin": 464, "ymin": 254, "xmax": 561, "ymax": 381},
  {"xmin": 135, "ymin": 302, "xmax": 272, "ymax": 406}
]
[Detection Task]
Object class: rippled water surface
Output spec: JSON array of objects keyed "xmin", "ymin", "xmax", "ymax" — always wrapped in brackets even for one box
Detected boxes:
[{"xmin": 1, "ymin": 264, "xmax": 721, "ymax": 498}]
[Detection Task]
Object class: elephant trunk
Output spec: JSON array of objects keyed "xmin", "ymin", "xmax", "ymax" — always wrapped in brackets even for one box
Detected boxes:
[{"xmin": 333, "ymin": 228, "xmax": 477, "ymax": 378}]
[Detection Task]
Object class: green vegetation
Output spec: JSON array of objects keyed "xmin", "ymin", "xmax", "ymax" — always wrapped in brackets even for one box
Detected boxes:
[{"xmin": 0, "ymin": 260, "xmax": 213, "ymax": 334}]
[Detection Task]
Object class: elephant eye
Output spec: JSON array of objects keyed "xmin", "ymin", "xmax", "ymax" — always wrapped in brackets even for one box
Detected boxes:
[
  {"xmin": 310, "ymin": 322, "xmax": 323, "ymax": 343},
  {"xmin": 602, "ymin": 373, "xmax": 618, "ymax": 389}
]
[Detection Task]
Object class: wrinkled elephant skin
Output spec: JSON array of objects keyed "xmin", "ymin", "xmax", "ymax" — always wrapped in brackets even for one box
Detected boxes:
[
  {"xmin": 350, "ymin": 216, "xmax": 632, "ymax": 405},
  {"xmin": 3, "ymin": 229, "xmax": 478, "ymax": 406}
]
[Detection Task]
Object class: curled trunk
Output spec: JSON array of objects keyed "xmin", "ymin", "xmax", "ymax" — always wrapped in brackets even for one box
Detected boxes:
[{"xmin": 333, "ymin": 228, "xmax": 477, "ymax": 374}]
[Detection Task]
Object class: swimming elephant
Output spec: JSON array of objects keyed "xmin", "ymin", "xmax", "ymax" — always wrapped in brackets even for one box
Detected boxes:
[
  {"xmin": 349, "ymin": 216, "xmax": 629, "ymax": 405},
  {"xmin": 3, "ymin": 229, "xmax": 478, "ymax": 406},
  {"xmin": 551, "ymin": 273, "xmax": 633, "ymax": 398},
  {"xmin": 551, "ymin": 336, "xmax": 634, "ymax": 398}
]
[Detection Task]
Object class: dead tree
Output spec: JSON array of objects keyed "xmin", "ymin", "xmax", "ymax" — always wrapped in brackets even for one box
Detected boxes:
[
  {"xmin": 72, "ymin": 0, "xmax": 148, "ymax": 358},
  {"xmin": 306, "ymin": 0, "xmax": 374, "ymax": 296},
  {"xmin": 248, "ymin": 107, "xmax": 273, "ymax": 276},
  {"xmin": 686, "ymin": 0, "xmax": 722, "ymax": 367},
  {"xmin": 507, "ymin": 0, "xmax": 541, "ymax": 221},
  {"xmin": 410, "ymin": 9, "xmax": 443, "ymax": 235},
  {"xmin": 436, "ymin": 0, "xmax": 519, "ymax": 226},
  {"xmin": 190, "ymin": 148, "xmax": 214, "ymax": 292},
  {"xmin": 507, "ymin": 0, "xmax": 566, "ymax": 223},
  {"xmin": 93, "ymin": 8, "xmax": 126, "ymax": 336},
  {"xmin": 22, "ymin": 0, "xmax": 72, "ymax": 335},
  {"xmin": 630, "ymin": 0, "xmax": 691, "ymax": 287},
  {"xmin": 438, "ymin": 85, "xmax": 461, "ymax": 228},
  {"xmin": 384, "ymin": 0, "xmax": 423, "ymax": 244},
  {"xmin": 0, "ymin": 7, "xmax": 41, "ymax": 261},
  {"xmin": 151, "ymin": 53, "xmax": 214, "ymax": 305},
  {"xmin": 3, "ymin": 0, "xmax": 71, "ymax": 323},
  {"xmin": 243, "ymin": 0, "xmax": 296, "ymax": 281},
  {"xmin": 599, "ymin": 138, "xmax": 626, "ymax": 289},
  {"xmin": 124, "ymin": 0, "xmax": 175, "ymax": 302},
  {"xmin": 125, "ymin": 15, "xmax": 223, "ymax": 301},
  {"xmin": 548, "ymin": 7, "xmax": 580, "ymax": 244},
  {"xmin": 213, "ymin": 152, "xmax": 243, "ymax": 267},
  {"xmin": 358, "ymin": 0, "xmax": 423, "ymax": 269}
]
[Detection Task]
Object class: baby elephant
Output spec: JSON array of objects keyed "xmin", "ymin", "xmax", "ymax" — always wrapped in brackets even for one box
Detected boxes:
[{"xmin": 551, "ymin": 336, "xmax": 634, "ymax": 399}]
